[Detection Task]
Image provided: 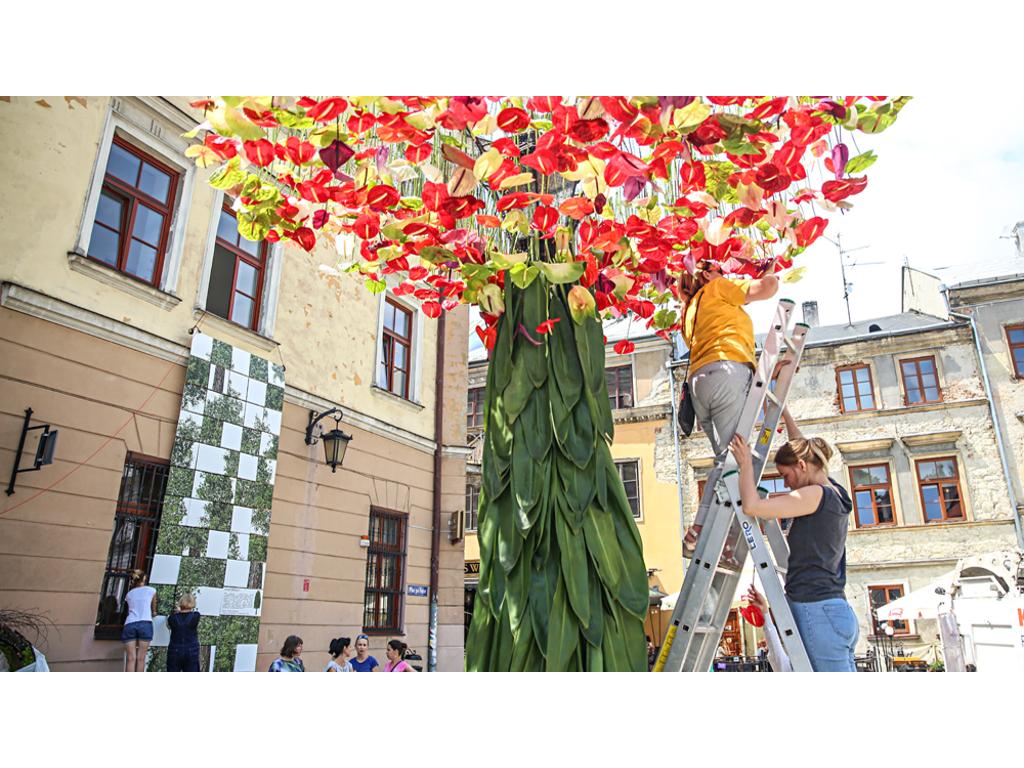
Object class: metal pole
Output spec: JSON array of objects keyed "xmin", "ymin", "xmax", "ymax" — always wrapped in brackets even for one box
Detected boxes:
[
  {"xmin": 427, "ymin": 309, "xmax": 447, "ymax": 672},
  {"xmin": 667, "ymin": 339, "xmax": 688, "ymax": 581},
  {"xmin": 943, "ymin": 292, "xmax": 1024, "ymax": 551},
  {"xmin": 6, "ymin": 408, "xmax": 32, "ymax": 496}
]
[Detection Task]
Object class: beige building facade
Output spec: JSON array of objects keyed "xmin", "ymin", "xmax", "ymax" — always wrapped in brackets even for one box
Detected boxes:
[
  {"xmin": 652, "ymin": 268, "xmax": 1024, "ymax": 663},
  {"xmin": 0, "ymin": 96, "xmax": 467, "ymax": 671}
]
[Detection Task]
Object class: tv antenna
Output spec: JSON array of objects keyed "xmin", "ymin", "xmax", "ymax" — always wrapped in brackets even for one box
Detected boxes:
[{"xmin": 823, "ymin": 233, "xmax": 883, "ymax": 326}]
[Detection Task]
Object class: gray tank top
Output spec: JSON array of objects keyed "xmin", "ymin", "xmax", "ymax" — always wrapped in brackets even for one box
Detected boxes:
[{"xmin": 785, "ymin": 478, "xmax": 852, "ymax": 603}]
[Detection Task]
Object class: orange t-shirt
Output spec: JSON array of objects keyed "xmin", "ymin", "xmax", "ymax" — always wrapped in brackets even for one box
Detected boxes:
[{"xmin": 683, "ymin": 277, "xmax": 755, "ymax": 374}]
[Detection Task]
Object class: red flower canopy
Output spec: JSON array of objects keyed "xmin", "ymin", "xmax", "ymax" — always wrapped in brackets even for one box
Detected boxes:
[{"xmin": 186, "ymin": 96, "xmax": 908, "ymax": 346}]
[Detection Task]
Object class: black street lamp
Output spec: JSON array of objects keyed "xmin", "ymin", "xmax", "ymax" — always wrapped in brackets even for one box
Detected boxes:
[{"xmin": 305, "ymin": 408, "xmax": 353, "ymax": 473}]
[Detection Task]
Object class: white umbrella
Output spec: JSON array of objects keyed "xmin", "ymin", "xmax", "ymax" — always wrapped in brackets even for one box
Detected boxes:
[{"xmin": 873, "ymin": 571, "xmax": 957, "ymax": 622}]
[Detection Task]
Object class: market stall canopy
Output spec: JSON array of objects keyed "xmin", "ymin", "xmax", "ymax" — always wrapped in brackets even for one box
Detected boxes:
[{"xmin": 874, "ymin": 571, "xmax": 957, "ymax": 622}]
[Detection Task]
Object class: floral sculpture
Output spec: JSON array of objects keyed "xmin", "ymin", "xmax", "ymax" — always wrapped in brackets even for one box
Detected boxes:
[{"xmin": 188, "ymin": 95, "xmax": 907, "ymax": 670}]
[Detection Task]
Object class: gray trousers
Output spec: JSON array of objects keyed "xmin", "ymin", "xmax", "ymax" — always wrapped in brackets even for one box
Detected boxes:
[{"xmin": 690, "ymin": 361, "xmax": 753, "ymax": 528}]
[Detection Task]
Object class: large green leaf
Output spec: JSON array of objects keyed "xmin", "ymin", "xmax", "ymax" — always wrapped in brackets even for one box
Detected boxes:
[
  {"xmin": 586, "ymin": 386, "xmax": 614, "ymax": 443},
  {"xmin": 612, "ymin": 502, "xmax": 650, "ymax": 620},
  {"xmin": 565, "ymin": 397, "xmax": 595, "ymax": 469},
  {"xmin": 574, "ymin": 312, "xmax": 606, "ymax": 397},
  {"xmin": 529, "ymin": 549, "xmax": 559, "ymax": 654},
  {"xmin": 511, "ymin": 423, "xmax": 540, "ymax": 518},
  {"xmin": 502, "ymin": 359, "xmax": 533, "ymax": 423},
  {"xmin": 582, "ymin": 503, "xmax": 623, "ymax": 592},
  {"xmin": 558, "ymin": 452, "xmax": 596, "ymax": 528},
  {"xmin": 555, "ymin": 504, "xmax": 590, "ymax": 628},
  {"xmin": 545, "ymin": 576, "xmax": 578, "ymax": 672},
  {"xmin": 505, "ymin": 553, "xmax": 530, "ymax": 633},
  {"xmin": 520, "ymin": 382, "xmax": 552, "ymax": 462},
  {"xmin": 548, "ymin": 291, "xmax": 582, "ymax": 410},
  {"xmin": 520, "ymin": 279, "xmax": 548, "ymax": 388},
  {"xmin": 464, "ymin": 600, "xmax": 493, "ymax": 671},
  {"xmin": 582, "ymin": 565, "xmax": 605, "ymax": 649},
  {"xmin": 497, "ymin": 487, "xmax": 524, "ymax": 573}
]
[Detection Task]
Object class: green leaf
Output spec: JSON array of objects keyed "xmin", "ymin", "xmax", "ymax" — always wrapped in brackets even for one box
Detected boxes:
[
  {"xmin": 545, "ymin": 576, "xmax": 578, "ymax": 671},
  {"xmin": 583, "ymin": 502, "xmax": 623, "ymax": 591},
  {"xmin": 556, "ymin": 503, "xmax": 590, "ymax": 628},
  {"xmin": 673, "ymin": 100, "xmax": 712, "ymax": 132},
  {"xmin": 573, "ymin": 312, "xmax": 605, "ymax": 398},
  {"xmin": 509, "ymin": 264, "xmax": 539, "ymax": 290},
  {"xmin": 502, "ymin": 357, "xmax": 533, "ymax": 423},
  {"xmin": 536, "ymin": 261, "xmax": 585, "ymax": 285},
  {"xmin": 511, "ymin": 421, "xmax": 540, "ymax": 519},
  {"xmin": 844, "ymin": 150, "xmax": 877, "ymax": 175},
  {"xmin": 582, "ymin": 566, "xmax": 605, "ymax": 649},
  {"xmin": 520, "ymin": 383, "xmax": 552, "ymax": 462}
]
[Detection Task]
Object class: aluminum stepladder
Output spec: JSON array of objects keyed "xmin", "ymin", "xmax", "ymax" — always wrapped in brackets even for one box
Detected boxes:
[{"xmin": 654, "ymin": 298, "xmax": 811, "ymax": 672}]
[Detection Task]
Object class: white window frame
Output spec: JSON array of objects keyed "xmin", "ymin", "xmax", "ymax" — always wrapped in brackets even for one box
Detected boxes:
[
  {"xmin": 373, "ymin": 289, "xmax": 424, "ymax": 405},
  {"xmin": 196, "ymin": 190, "xmax": 284, "ymax": 339},
  {"xmin": 614, "ymin": 457, "xmax": 643, "ymax": 522},
  {"xmin": 71, "ymin": 97, "xmax": 196, "ymax": 302}
]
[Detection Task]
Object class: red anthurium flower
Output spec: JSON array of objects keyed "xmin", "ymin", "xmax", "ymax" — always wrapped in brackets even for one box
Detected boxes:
[
  {"xmin": 745, "ymin": 97, "xmax": 788, "ymax": 121},
  {"xmin": 205, "ymin": 134, "xmax": 238, "ymax": 160},
  {"xmin": 297, "ymin": 180, "xmax": 330, "ymax": 203},
  {"xmin": 755, "ymin": 163, "xmax": 791, "ymax": 194},
  {"xmin": 476, "ymin": 214, "xmax": 500, "ymax": 228},
  {"xmin": 476, "ymin": 323, "xmax": 497, "ymax": 351},
  {"xmin": 243, "ymin": 139, "xmax": 276, "ymax": 167},
  {"xmin": 552, "ymin": 103, "xmax": 579, "ymax": 134},
  {"xmin": 532, "ymin": 205, "xmax": 558, "ymax": 232},
  {"xmin": 402, "ymin": 221, "xmax": 432, "ymax": 237},
  {"xmin": 723, "ymin": 207, "xmax": 766, "ymax": 228},
  {"xmin": 652, "ymin": 140, "xmax": 687, "ymax": 163},
  {"xmin": 312, "ymin": 209, "xmax": 329, "ymax": 229},
  {"xmin": 690, "ymin": 117, "xmax": 727, "ymax": 147},
  {"xmin": 613, "ymin": 339, "xmax": 636, "ymax": 355},
  {"xmin": 491, "ymin": 137, "xmax": 521, "ymax": 157},
  {"xmin": 409, "ymin": 266, "xmax": 429, "ymax": 281},
  {"xmin": 496, "ymin": 192, "xmax": 532, "ymax": 212},
  {"xmin": 497, "ymin": 107, "xmax": 530, "ymax": 132},
  {"xmin": 190, "ymin": 98, "xmax": 216, "ymax": 110},
  {"xmin": 739, "ymin": 604, "xmax": 765, "ymax": 627},
  {"xmin": 599, "ymin": 96, "xmax": 638, "ymax": 123},
  {"xmin": 442, "ymin": 195, "xmax": 483, "ymax": 220},
  {"xmin": 421, "ymin": 182, "xmax": 449, "ymax": 212},
  {"xmin": 421, "ymin": 301, "xmax": 442, "ymax": 319},
  {"xmin": 296, "ymin": 97, "xmax": 318, "ymax": 108},
  {"xmin": 521, "ymin": 150, "xmax": 558, "ymax": 175},
  {"xmin": 795, "ymin": 216, "xmax": 829, "ymax": 247},
  {"xmin": 243, "ymin": 107, "xmax": 278, "ymax": 127},
  {"xmin": 527, "ymin": 96, "xmax": 561, "ymax": 113},
  {"xmin": 405, "ymin": 143, "xmax": 433, "ymax": 164},
  {"xmin": 265, "ymin": 229, "xmax": 281, "ymax": 243},
  {"xmin": 285, "ymin": 136, "xmax": 316, "ymax": 165},
  {"xmin": 276, "ymin": 202, "xmax": 299, "ymax": 220},
  {"xmin": 366, "ymin": 184, "xmax": 400, "ymax": 212},
  {"xmin": 558, "ymin": 197, "xmax": 595, "ymax": 221},
  {"xmin": 294, "ymin": 227, "xmax": 316, "ymax": 252},
  {"xmin": 393, "ymin": 282, "xmax": 416, "ymax": 296},
  {"xmin": 589, "ymin": 141, "xmax": 621, "ymax": 160},
  {"xmin": 605, "ymin": 152, "xmax": 649, "ymax": 188},
  {"xmin": 633, "ymin": 300, "xmax": 656, "ymax": 319},
  {"xmin": 347, "ymin": 111, "xmax": 376, "ymax": 134},
  {"xmin": 353, "ymin": 214, "xmax": 380, "ymax": 240},
  {"xmin": 307, "ymin": 97, "xmax": 348, "ymax": 122},
  {"xmin": 822, "ymin": 176, "xmax": 868, "ymax": 202},
  {"xmin": 568, "ymin": 117, "xmax": 609, "ymax": 143},
  {"xmin": 677, "ymin": 162, "xmax": 706, "ymax": 194},
  {"xmin": 535, "ymin": 318, "xmax": 560, "ymax": 334}
]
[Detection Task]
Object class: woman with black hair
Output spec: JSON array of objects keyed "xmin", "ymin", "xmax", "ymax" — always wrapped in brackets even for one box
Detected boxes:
[
  {"xmin": 325, "ymin": 637, "xmax": 353, "ymax": 672},
  {"xmin": 381, "ymin": 639, "xmax": 416, "ymax": 672},
  {"xmin": 268, "ymin": 635, "xmax": 304, "ymax": 672}
]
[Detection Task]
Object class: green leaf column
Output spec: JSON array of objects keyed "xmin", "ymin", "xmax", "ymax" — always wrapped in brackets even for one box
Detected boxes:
[{"xmin": 465, "ymin": 277, "xmax": 649, "ymax": 671}]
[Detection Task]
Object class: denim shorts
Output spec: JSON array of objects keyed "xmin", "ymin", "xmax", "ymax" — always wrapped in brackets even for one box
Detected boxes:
[{"xmin": 121, "ymin": 620, "xmax": 154, "ymax": 643}]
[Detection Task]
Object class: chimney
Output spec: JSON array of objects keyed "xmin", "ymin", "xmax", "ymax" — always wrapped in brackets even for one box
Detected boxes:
[{"xmin": 802, "ymin": 301, "xmax": 819, "ymax": 327}]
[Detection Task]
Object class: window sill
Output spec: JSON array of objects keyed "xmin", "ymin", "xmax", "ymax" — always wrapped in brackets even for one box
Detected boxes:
[
  {"xmin": 360, "ymin": 629, "xmax": 405, "ymax": 637},
  {"xmin": 68, "ymin": 252, "xmax": 181, "ymax": 311},
  {"xmin": 191, "ymin": 308, "xmax": 280, "ymax": 354},
  {"xmin": 371, "ymin": 383, "xmax": 425, "ymax": 410}
]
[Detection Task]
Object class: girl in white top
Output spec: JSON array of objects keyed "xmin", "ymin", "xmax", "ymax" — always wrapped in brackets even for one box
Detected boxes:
[
  {"xmin": 745, "ymin": 585, "xmax": 793, "ymax": 673},
  {"xmin": 325, "ymin": 637, "xmax": 353, "ymax": 672},
  {"xmin": 122, "ymin": 569, "xmax": 157, "ymax": 672}
]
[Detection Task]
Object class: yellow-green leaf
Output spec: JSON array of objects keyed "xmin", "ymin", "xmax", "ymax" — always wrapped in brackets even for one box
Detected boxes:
[
  {"xmin": 782, "ymin": 266, "xmax": 808, "ymax": 284},
  {"xmin": 473, "ymin": 148, "xmax": 502, "ymax": 182},
  {"xmin": 673, "ymin": 100, "xmax": 712, "ymax": 132}
]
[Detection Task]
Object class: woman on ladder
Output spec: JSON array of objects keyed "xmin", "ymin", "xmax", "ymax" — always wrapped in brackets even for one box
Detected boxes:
[
  {"xmin": 727, "ymin": 406, "xmax": 859, "ymax": 672},
  {"xmin": 679, "ymin": 259, "xmax": 779, "ymax": 559}
]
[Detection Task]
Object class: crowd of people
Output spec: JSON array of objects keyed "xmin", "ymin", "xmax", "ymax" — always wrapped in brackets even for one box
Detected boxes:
[{"xmin": 120, "ymin": 570, "xmax": 415, "ymax": 673}]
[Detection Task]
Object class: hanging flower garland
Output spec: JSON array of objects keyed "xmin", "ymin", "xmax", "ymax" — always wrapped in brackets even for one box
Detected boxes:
[{"xmin": 186, "ymin": 96, "xmax": 908, "ymax": 350}]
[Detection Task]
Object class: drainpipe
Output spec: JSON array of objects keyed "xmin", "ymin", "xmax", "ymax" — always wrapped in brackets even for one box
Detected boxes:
[
  {"xmin": 427, "ymin": 310, "xmax": 446, "ymax": 671},
  {"xmin": 666, "ymin": 334, "xmax": 688, "ymax": 580},
  {"xmin": 942, "ymin": 287, "xmax": 1024, "ymax": 551}
]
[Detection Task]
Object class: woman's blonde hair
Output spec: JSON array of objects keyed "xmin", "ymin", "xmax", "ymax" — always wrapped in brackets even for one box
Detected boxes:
[
  {"xmin": 130, "ymin": 569, "xmax": 147, "ymax": 588},
  {"xmin": 178, "ymin": 592, "xmax": 196, "ymax": 610},
  {"xmin": 775, "ymin": 437, "xmax": 833, "ymax": 470}
]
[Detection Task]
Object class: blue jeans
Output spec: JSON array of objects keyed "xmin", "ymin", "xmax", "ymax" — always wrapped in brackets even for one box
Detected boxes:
[
  {"xmin": 121, "ymin": 620, "xmax": 154, "ymax": 643},
  {"xmin": 787, "ymin": 597, "xmax": 859, "ymax": 672}
]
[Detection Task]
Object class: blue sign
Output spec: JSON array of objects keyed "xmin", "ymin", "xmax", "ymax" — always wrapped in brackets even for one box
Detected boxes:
[{"xmin": 408, "ymin": 585, "xmax": 428, "ymax": 597}]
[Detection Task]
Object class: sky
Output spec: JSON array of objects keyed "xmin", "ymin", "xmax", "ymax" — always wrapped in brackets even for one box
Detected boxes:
[{"xmin": 470, "ymin": 96, "xmax": 1024, "ymax": 356}]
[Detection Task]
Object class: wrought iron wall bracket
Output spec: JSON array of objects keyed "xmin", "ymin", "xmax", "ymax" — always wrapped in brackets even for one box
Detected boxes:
[{"xmin": 6, "ymin": 408, "xmax": 59, "ymax": 496}]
